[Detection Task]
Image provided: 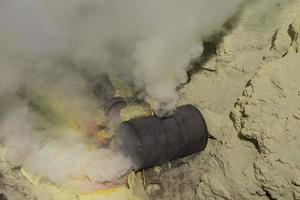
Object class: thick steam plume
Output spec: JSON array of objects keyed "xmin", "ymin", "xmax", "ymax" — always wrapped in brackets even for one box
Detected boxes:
[{"xmin": 0, "ymin": 0, "xmax": 244, "ymax": 190}]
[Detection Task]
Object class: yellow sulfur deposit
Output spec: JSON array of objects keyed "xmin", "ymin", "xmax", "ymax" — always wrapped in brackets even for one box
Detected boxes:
[
  {"xmin": 80, "ymin": 172, "xmax": 145, "ymax": 200},
  {"xmin": 80, "ymin": 186, "xmax": 136, "ymax": 200},
  {"xmin": 15, "ymin": 89, "xmax": 146, "ymax": 199},
  {"xmin": 120, "ymin": 104, "xmax": 151, "ymax": 122},
  {"xmin": 79, "ymin": 172, "xmax": 145, "ymax": 200},
  {"xmin": 20, "ymin": 165, "xmax": 144, "ymax": 200},
  {"xmin": 22, "ymin": 88, "xmax": 107, "ymax": 131}
]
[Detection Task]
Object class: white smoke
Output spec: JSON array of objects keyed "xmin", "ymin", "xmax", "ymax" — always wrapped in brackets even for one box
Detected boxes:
[
  {"xmin": 0, "ymin": 0, "xmax": 244, "ymax": 191},
  {"xmin": 0, "ymin": 106, "xmax": 131, "ymax": 191}
]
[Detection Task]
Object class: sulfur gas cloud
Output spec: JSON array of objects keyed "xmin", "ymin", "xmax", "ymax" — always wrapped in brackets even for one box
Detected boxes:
[{"xmin": 0, "ymin": 0, "xmax": 244, "ymax": 190}]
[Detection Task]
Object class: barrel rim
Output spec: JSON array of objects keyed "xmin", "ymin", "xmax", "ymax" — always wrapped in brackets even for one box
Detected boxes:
[{"xmin": 180, "ymin": 104, "xmax": 209, "ymax": 150}]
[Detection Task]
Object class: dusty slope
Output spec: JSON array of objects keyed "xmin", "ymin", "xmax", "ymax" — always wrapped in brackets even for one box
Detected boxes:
[{"xmin": 145, "ymin": 0, "xmax": 300, "ymax": 200}]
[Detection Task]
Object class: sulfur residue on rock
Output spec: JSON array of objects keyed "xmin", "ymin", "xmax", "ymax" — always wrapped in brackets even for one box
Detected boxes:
[
  {"xmin": 1, "ymin": 0, "xmax": 300, "ymax": 199},
  {"xmin": 145, "ymin": 0, "xmax": 300, "ymax": 200},
  {"xmin": 231, "ymin": 53, "xmax": 300, "ymax": 199}
]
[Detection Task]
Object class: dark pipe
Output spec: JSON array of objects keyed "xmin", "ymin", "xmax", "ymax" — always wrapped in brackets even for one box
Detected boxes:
[
  {"xmin": 114, "ymin": 104, "xmax": 208, "ymax": 170},
  {"xmin": 87, "ymin": 73, "xmax": 115, "ymax": 105},
  {"xmin": 85, "ymin": 73, "xmax": 126, "ymax": 122}
]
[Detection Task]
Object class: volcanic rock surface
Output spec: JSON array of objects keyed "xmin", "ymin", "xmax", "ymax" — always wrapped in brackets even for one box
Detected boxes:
[
  {"xmin": 145, "ymin": 1, "xmax": 300, "ymax": 200},
  {"xmin": 1, "ymin": 0, "xmax": 300, "ymax": 199}
]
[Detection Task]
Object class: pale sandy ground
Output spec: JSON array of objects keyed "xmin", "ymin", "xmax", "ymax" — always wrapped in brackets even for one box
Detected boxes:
[
  {"xmin": 1, "ymin": 0, "xmax": 300, "ymax": 199},
  {"xmin": 145, "ymin": 1, "xmax": 300, "ymax": 199}
]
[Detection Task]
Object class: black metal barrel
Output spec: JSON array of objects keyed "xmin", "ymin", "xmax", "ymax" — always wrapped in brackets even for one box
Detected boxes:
[{"xmin": 115, "ymin": 104, "xmax": 208, "ymax": 170}]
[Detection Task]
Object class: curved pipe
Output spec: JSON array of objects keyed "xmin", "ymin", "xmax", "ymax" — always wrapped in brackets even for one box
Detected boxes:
[
  {"xmin": 84, "ymin": 72, "xmax": 126, "ymax": 123},
  {"xmin": 82, "ymin": 72, "xmax": 208, "ymax": 170}
]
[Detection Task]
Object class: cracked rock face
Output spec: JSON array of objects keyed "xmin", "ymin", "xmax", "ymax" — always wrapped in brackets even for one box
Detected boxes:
[{"xmin": 231, "ymin": 53, "xmax": 300, "ymax": 200}]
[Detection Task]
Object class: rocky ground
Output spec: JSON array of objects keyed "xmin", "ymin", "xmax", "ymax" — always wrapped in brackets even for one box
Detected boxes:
[
  {"xmin": 144, "ymin": 0, "xmax": 300, "ymax": 200},
  {"xmin": 1, "ymin": 0, "xmax": 300, "ymax": 199}
]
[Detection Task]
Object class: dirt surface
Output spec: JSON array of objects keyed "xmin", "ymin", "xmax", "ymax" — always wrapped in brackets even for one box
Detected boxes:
[
  {"xmin": 1, "ymin": 0, "xmax": 300, "ymax": 199},
  {"xmin": 145, "ymin": 1, "xmax": 300, "ymax": 200}
]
